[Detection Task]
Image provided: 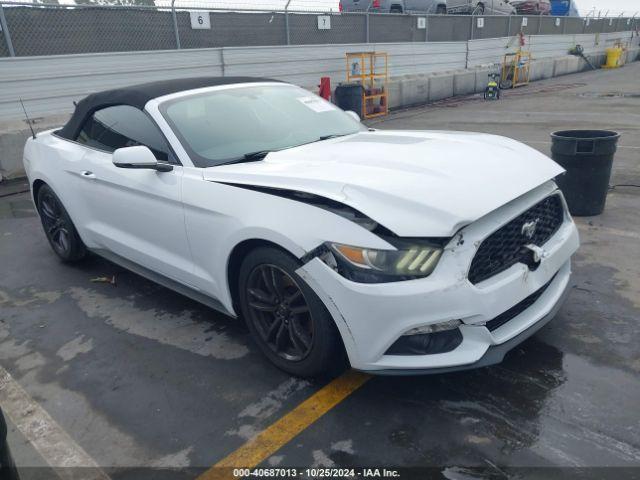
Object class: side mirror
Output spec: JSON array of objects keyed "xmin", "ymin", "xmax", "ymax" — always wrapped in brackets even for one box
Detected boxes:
[
  {"xmin": 345, "ymin": 110, "xmax": 361, "ymax": 122},
  {"xmin": 112, "ymin": 146, "xmax": 173, "ymax": 172}
]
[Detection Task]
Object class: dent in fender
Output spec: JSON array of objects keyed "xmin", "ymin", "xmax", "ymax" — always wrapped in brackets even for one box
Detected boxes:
[{"xmin": 295, "ymin": 260, "xmax": 359, "ymax": 365}]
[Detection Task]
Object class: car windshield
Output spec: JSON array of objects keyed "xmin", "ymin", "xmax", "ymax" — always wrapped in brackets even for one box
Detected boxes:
[{"xmin": 160, "ymin": 83, "xmax": 365, "ymax": 167}]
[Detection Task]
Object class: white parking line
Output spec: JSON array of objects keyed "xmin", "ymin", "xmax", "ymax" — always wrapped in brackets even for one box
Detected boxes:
[{"xmin": 0, "ymin": 365, "xmax": 110, "ymax": 480}]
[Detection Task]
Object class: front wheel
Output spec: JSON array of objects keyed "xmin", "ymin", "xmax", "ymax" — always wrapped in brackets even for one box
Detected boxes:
[
  {"xmin": 37, "ymin": 184, "xmax": 86, "ymax": 262},
  {"xmin": 238, "ymin": 247, "xmax": 345, "ymax": 377}
]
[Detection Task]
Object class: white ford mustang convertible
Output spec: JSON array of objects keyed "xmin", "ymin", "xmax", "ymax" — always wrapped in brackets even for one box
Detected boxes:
[{"xmin": 23, "ymin": 77, "xmax": 580, "ymax": 377}]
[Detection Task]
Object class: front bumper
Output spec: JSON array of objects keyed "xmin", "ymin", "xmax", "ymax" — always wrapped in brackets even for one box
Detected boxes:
[
  {"xmin": 372, "ymin": 272, "xmax": 570, "ymax": 375},
  {"xmin": 297, "ymin": 182, "xmax": 579, "ymax": 373}
]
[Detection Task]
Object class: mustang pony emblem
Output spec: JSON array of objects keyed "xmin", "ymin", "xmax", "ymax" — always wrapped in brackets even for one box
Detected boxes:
[{"xmin": 521, "ymin": 219, "xmax": 539, "ymax": 240}]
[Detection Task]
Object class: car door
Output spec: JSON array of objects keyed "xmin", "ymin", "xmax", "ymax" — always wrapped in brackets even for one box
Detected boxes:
[{"xmin": 74, "ymin": 105, "xmax": 195, "ymax": 285}]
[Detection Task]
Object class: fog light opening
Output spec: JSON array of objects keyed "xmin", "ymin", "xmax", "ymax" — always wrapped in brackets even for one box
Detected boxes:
[
  {"xmin": 385, "ymin": 324, "xmax": 463, "ymax": 356},
  {"xmin": 404, "ymin": 319, "xmax": 462, "ymax": 336}
]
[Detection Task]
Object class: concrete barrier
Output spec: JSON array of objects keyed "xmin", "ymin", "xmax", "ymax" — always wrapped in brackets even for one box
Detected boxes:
[
  {"xmin": 474, "ymin": 66, "xmax": 497, "ymax": 94},
  {"xmin": 0, "ymin": 116, "xmax": 69, "ymax": 180},
  {"xmin": 529, "ymin": 58, "xmax": 555, "ymax": 81},
  {"xmin": 553, "ymin": 55, "xmax": 582, "ymax": 76},
  {"xmin": 453, "ymin": 70, "xmax": 476, "ymax": 96},
  {"xmin": 386, "ymin": 79, "xmax": 403, "ymax": 110},
  {"xmin": 399, "ymin": 75, "xmax": 430, "ymax": 108},
  {"xmin": 0, "ymin": 130, "xmax": 29, "ymax": 181},
  {"xmin": 626, "ymin": 48, "xmax": 640, "ymax": 63},
  {"xmin": 428, "ymin": 73, "xmax": 454, "ymax": 102}
]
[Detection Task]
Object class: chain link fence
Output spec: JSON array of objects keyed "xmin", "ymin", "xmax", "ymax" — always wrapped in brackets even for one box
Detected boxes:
[{"xmin": 1, "ymin": 0, "xmax": 638, "ymax": 57}]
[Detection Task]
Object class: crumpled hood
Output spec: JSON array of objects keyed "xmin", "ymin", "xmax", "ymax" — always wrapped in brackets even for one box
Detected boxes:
[{"xmin": 202, "ymin": 131, "xmax": 564, "ymax": 237}]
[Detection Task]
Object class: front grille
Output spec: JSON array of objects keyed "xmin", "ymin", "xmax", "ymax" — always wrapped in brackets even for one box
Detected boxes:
[
  {"xmin": 485, "ymin": 275, "xmax": 556, "ymax": 332},
  {"xmin": 468, "ymin": 195, "xmax": 564, "ymax": 284}
]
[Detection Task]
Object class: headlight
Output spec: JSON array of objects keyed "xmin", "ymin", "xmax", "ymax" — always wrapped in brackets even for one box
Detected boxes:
[{"xmin": 321, "ymin": 240, "xmax": 444, "ymax": 283}]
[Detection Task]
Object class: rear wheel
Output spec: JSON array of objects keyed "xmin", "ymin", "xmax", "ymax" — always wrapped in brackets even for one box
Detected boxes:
[
  {"xmin": 37, "ymin": 184, "xmax": 86, "ymax": 262},
  {"xmin": 238, "ymin": 247, "xmax": 345, "ymax": 377}
]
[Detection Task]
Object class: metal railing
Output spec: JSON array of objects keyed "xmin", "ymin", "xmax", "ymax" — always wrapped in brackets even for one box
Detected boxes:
[{"xmin": 0, "ymin": 0, "xmax": 638, "ymax": 57}]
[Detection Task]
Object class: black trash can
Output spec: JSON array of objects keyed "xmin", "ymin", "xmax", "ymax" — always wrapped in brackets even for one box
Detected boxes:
[
  {"xmin": 334, "ymin": 83, "xmax": 363, "ymax": 117},
  {"xmin": 550, "ymin": 130, "xmax": 620, "ymax": 216}
]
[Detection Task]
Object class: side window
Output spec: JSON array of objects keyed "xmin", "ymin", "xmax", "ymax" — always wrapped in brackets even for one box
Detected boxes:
[{"xmin": 76, "ymin": 105, "xmax": 173, "ymax": 162}]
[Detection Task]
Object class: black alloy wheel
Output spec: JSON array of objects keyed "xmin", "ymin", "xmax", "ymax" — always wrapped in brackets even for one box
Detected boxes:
[
  {"xmin": 238, "ymin": 247, "xmax": 345, "ymax": 377},
  {"xmin": 246, "ymin": 264, "xmax": 314, "ymax": 362},
  {"xmin": 39, "ymin": 190, "xmax": 70, "ymax": 255},
  {"xmin": 37, "ymin": 184, "xmax": 86, "ymax": 262}
]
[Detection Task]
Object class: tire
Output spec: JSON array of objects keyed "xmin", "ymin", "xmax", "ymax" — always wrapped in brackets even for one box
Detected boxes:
[
  {"xmin": 436, "ymin": 4, "xmax": 447, "ymax": 14},
  {"xmin": 238, "ymin": 247, "xmax": 346, "ymax": 377},
  {"xmin": 475, "ymin": 3, "xmax": 485, "ymax": 14},
  {"xmin": 37, "ymin": 184, "xmax": 86, "ymax": 262},
  {"xmin": 389, "ymin": 5, "xmax": 403, "ymax": 14}
]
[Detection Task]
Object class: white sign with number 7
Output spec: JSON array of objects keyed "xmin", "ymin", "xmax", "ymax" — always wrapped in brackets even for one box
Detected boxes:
[{"xmin": 317, "ymin": 15, "xmax": 331, "ymax": 30}]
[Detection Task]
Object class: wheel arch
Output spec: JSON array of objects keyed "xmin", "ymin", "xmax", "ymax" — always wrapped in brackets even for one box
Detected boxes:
[
  {"xmin": 224, "ymin": 237, "xmax": 352, "ymax": 366},
  {"xmin": 226, "ymin": 238, "xmax": 302, "ymax": 317},
  {"xmin": 32, "ymin": 178, "xmax": 47, "ymax": 204}
]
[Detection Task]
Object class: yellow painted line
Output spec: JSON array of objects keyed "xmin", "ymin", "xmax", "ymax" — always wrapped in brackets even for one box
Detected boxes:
[{"xmin": 198, "ymin": 370, "xmax": 371, "ymax": 480}]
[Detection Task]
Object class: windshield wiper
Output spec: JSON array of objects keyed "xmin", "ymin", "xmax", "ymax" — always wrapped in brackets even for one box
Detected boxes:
[
  {"xmin": 218, "ymin": 150, "xmax": 272, "ymax": 166},
  {"xmin": 318, "ymin": 134, "xmax": 350, "ymax": 141}
]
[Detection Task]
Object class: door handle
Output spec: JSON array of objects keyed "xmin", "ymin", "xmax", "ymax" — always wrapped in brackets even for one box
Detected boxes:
[{"xmin": 80, "ymin": 170, "xmax": 96, "ymax": 180}]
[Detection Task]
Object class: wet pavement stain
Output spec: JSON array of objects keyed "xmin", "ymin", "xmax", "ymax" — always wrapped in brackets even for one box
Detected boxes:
[{"xmin": 0, "ymin": 198, "xmax": 36, "ymax": 219}]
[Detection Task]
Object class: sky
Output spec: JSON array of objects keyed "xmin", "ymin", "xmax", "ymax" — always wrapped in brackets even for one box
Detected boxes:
[
  {"xmin": 39, "ymin": 0, "xmax": 640, "ymax": 16},
  {"xmin": 207, "ymin": 0, "xmax": 640, "ymax": 16},
  {"xmin": 162, "ymin": 0, "xmax": 640, "ymax": 15},
  {"xmin": 575, "ymin": 0, "xmax": 639, "ymax": 16}
]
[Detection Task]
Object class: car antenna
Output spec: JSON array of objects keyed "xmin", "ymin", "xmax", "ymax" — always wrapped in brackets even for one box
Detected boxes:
[{"xmin": 19, "ymin": 98, "xmax": 36, "ymax": 139}]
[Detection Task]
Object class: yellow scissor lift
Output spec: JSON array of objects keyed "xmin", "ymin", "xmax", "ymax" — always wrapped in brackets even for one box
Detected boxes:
[{"xmin": 346, "ymin": 51, "xmax": 389, "ymax": 119}]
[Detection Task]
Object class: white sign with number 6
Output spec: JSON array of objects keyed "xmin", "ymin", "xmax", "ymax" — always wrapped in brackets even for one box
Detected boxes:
[{"xmin": 190, "ymin": 11, "xmax": 211, "ymax": 30}]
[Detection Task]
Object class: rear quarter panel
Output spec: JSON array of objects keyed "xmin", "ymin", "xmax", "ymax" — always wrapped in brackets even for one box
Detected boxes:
[{"xmin": 24, "ymin": 131, "xmax": 95, "ymax": 245}]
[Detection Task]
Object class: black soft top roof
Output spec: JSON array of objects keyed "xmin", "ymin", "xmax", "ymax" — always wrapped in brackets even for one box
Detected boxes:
[{"xmin": 57, "ymin": 76, "xmax": 281, "ymax": 140}]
